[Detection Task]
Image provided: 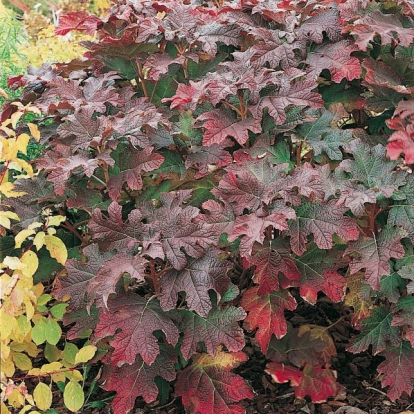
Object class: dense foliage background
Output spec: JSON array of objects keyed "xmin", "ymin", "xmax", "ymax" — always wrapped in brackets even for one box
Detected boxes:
[{"xmin": 2, "ymin": 0, "xmax": 414, "ymax": 413}]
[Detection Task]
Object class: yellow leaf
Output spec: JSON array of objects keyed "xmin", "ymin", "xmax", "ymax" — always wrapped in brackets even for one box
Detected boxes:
[
  {"xmin": 66, "ymin": 369, "xmax": 83, "ymax": 382},
  {"xmin": 33, "ymin": 382, "xmax": 52, "ymax": 411},
  {"xmin": 63, "ymin": 381, "xmax": 84, "ymax": 412},
  {"xmin": 40, "ymin": 362, "xmax": 62, "ymax": 374},
  {"xmin": 195, "ymin": 349, "xmax": 247, "ymax": 370},
  {"xmin": 21, "ymin": 251, "xmax": 38, "ymax": 278},
  {"xmin": 11, "ymin": 111, "xmax": 23, "ymax": 129},
  {"xmin": 0, "ymin": 181, "xmax": 26, "ymax": 197},
  {"xmin": 1, "ymin": 357, "xmax": 15, "ymax": 377},
  {"xmin": 0, "ymin": 211, "xmax": 19, "ymax": 229},
  {"xmin": 13, "ymin": 353, "xmax": 32, "ymax": 371},
  {"xmin": 74, "ymin": 345, "xmax": 97, "ymax": 364},
  {"xmin": 0, "ymin": 88, "xmax": 9, "ymax": 100},
  {"xmin": 27, "ymin": 123, "xmax": 40, "ymax": 141},
  {"xmin": 9, "ymin": 159, "xmax": 34, "ymax": 177},
  {"xmin": 15, "ymin": 229, "xmax": 36, "ymax": 248},
  {"xmin": 16, "ymin": 134, "xmax": 30, "ymax": 155},
  {"xmin": 0, "ymin": 310, "xmax": 17, "ymax": 340},
  {"xmin": 44, "ymin": 235, "xmax": 67, "ymax": 265},
  {"xmin": 2, "ymin": 255, "xmax": 25, "ymax": 270},
  {"xmin": 1, "ymin": 401, "xmax": 11, "ymax": 414},
  {"xmin": 46, "ymin": 215, "xmax": 66, "ymax": 227}
]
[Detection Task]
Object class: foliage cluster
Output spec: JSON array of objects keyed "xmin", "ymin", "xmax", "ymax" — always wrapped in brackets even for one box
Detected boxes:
[
  {"xmin": 2, "ymin": 0, "xmax": 414, "ymax": 412},
  {"xmin": 0, "ymin": 105, "xmax": 103, "ymax": 413}
]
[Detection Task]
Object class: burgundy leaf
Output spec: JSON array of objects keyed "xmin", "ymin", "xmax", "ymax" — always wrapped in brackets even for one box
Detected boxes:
[
  {"xmin": 177, "ymin": 307, "xmax": 246, "ymax": 360},
  {"xmin": 289, "ymin": 201, "xmax": 359, "ymax": 256},
  {"xmin": 95, "ymin": 292, "xmax": 179, "ymax": 366},
  {"xmin": 306, "ymin": 41, "xmax": 361, "ymax": 83},
  {"xmin": 243, "ymin": 240, "xmax": 300, "ymax": 295},
  {"xmin": 252, "ymin": 68, "xmax": 323, "ymax": 124},
  {"xmin": 176, "ymin": 351, "xmax": 254, "ymax": 414},
  {"xmin": 346, "ymin": 226, "xmax": 407, "ymax": 291},
  {"xmin": 89, "ymin": 202, "xmax": 148, "ymax": 251},
  {"xmin": 101, "ymin": 349, "xmax": 177, "ymax": 414},
  {"xmin": 198, "ymin": 109, "xmax": 262, "ymax": 146},
  {"xmin": 159, "ymin": 249, "xmax": 231, "ymax": 317},
  {"xmin": 107, "ymin": 146, "xmax": 164, "ymax": 201}
]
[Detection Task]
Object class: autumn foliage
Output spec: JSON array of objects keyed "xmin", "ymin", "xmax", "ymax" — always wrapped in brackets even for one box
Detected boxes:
[{"xmin": 2, "ymin": 0, "xmax": 414, "ymax": 412}]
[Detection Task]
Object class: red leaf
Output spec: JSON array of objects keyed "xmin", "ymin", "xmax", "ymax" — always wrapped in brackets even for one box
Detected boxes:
[
  {"xmin": 241, "ymin": 286, "xmax": 297, "ymax": 353},
  {"xmin": 345, "ymin": 226, "xmax": 407, "ymax": 291},
  {"xmin": 95, "ymin": 293, "xmax": 179, "ymax": 366},
  {"xmin": 294, "ymin": 364, "xmax": 339, "ymax": 403},
  {"xmin": 344, "ymin": 10, "xmax": 414, "ymax": 51},
  {"xmin": 292, "ymin": 243, "xmax": 347, "ymax": 304},
  {"xmin": 177, "ymin": 307, "xmax": 246, "ymax": 360},
  {"xmin": 185, "ymin": 139, "xmax": 232, "ymax": 179},
  {"xmin": 228, "ymin": 206, "xmax": 295, "ymax": 257},
  {"xmin": 306, "ymin": 41, "xmax": 361, "ymax": 83},
  {"xmin": 107, "ymin": 146, "xmax": 164, "ymax": 201},
  {"xmin": 251, "ymin": 68, "xmax": 323, "ymax": 124},
  {"xmin": 55, "ymin": 11, "xmax": 101, "ymax": 36},
  {"xmin": 243, "ymin": 240, "xmax": 300, "ymax": 295},
  {"xmin": 198, "ymin": 109, "xmax": 262, "ymax": 146},
  {"xmin": 377, "ymin": 342, "xmax": 414, "ymax": 401},
  {"xmin": 289, "ymin": 201, "xmax": 359, "ymax": 256},
  {"xmin": 176, "ymin": 351, "xmax": 254, "ymax": 414},
  {"xmin": 159, "ymin": 249, "xmax": 231, "ymax": 317},
  {"xmin": 265, "ymin": 362, "xmax": 303, "ymax": 386},
  {"xmin": 297, "ymin": 9, "xmax": 342, "ymax": 43},
  {"xmin": 387, "ymin": 100, "xmax": 414, "ymax": 163},
  {"xmin": 102, "ymin": 350, "xmax": 177, "ymax": 414},
  {"xmin": 89, "ymin": 202, "xmax": 148, "ymax": 251}
]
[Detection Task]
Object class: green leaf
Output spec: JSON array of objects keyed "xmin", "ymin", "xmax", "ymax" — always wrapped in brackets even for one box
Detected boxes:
[
  {"xmin": 63, "ymin": 343, "xmax": 79, "ymax": 365},
  {"xmin": 45, "ymin": 319, "xmax": 62, "ymax": 345},
  {"xmin": 157, "ymin": 149, "xmax": 185, "ymax": 177},
  {"xmin": 50, "ymin": 303, "xmax": 69, "ymax": 319},
  {"xmin": 32, "ymin": 318, "xmax": 47, "ymax": 345},
  {"xmin": 64, "ymin": 381, "xmax": 85, "ymax": 412},
  {"xmin": 137, "ymin": 179, "xmax": 171, "ymax": 203},
  {"xmin": 105, "ymin": 57, "xmax": 137, "ymax": 80},
  {"xmin": 347, "ymin": 306, "xmax": 401, "ymax": 355},
  {"xmin": 379, "ymin": 272, "xmax": 405, "ymax": 303}
]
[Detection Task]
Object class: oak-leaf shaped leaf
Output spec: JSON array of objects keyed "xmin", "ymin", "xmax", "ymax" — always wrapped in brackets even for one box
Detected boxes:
[
  {"xmin": 176, "ymin": 350, "xmax": 254, "ymax": 414},
  {"xmin": 251, "ymin": 68, "xmax": 323, "ymax": 125},
  {"xmin": 159, "ymin": 249, "xmax": 231, "ymax": 317},
  {"xmin": 87, "ymin": 252, "xmax": 147, "ymax": 309},
  {"xmin": 391, "ymin": 297, "xmax": 414, "ymax": 347},
  {"xmin": 339, "ymin": 139, "xmax": 406, "ymax": 197},
  {"xmin": 292, "ymin": 243, "xmax": 348, "ymax": 304},
  {"xmin": 289, "ymin": 201, "xmax": 359, "ymax": 256},
  {"xmin": 57, "ymin": 107, "xmax": 110, "ymax": 151},
  {"xmin": 228, "ymin": 205, "xmax": 296, "ymax": 257},
  {"xmin": 293, "ymin": 364, "xmax": 339, "ymax": 403},
  {"xmin": 54, "ymin": 244, "xmax": 112, "ymax": 311},
  {"xmin": 55, "ymin": 11, "xmax": 101, "ymax": 36},
  {"xmin": 101, "ymin": 348, "xmax": 177, "ymax": 414},
  {"xmin": 107, "ymin": 146, "xmax": 164, "ymax": 201},
  {"xmin": 243, "ymin": 240, "xmax": 300, "ymax": 295},
  {"xmin": 347, "ymin": 306, "xmax": 400, "ymax": 355},
  {"xmin": 344, "ymin": 10, "xmax": 414, "ymax": 51},
  {"xmin": 241, "ymin": 286, "xmax": 297, "ymax": 353},
  {"xmin": 176, "ymin": 307, "xmax": 246, "ymax": 360},
  {"xmin": 89, "ymin": 202, "xmax": 148, "ymax": 251},
  {"xmin": 306, "ymin": 40, "xmax": 361, "ymax": 83},
  {"xmin": 95, "ymin": 292, "xmax": 179, "ymax": 366},
  {"xmin": 198, "ymin": 109, "xmax": 262, "ymax": 146},
  {"xmin": 296, "ymin": 9, "xmax": 342, "ymax": 44},
  {"xmin": 345, "ymin": 226, "xmax": 407, "ymax": 291},
  {"xmin": 377, "ymin": 342, "xmax": 414, "ymax": 401}
]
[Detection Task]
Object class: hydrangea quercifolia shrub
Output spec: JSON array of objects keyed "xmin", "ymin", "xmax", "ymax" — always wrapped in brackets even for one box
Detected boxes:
[{"xmin": 3, "ymin": 0, "xmax": 414, "ymax": 412}]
